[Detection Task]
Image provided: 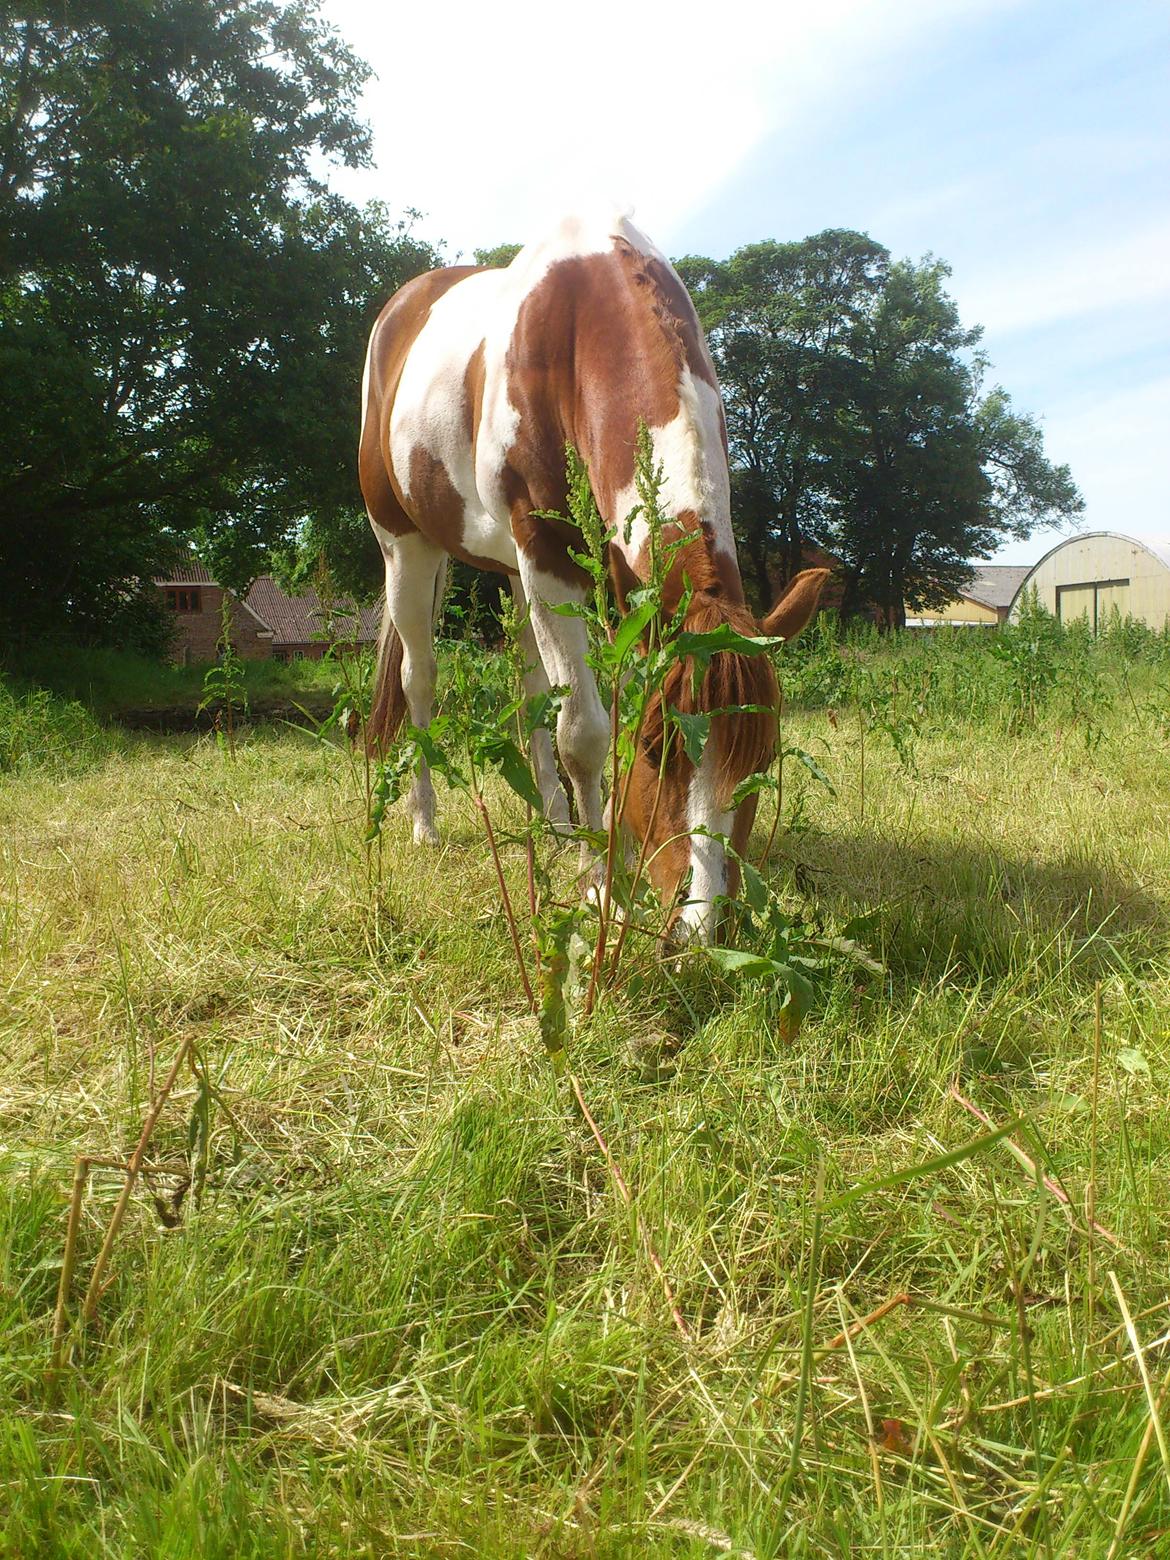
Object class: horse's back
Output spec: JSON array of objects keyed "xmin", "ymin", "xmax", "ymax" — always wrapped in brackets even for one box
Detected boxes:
[{"xmin": 361, "ymin": 211, "xmax": 724, "ymax": 579}]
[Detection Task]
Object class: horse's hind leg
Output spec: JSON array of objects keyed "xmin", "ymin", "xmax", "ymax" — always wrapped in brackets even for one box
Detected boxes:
[
  {"xmin": 375, "ymin": 526, "xmax": 447, "ymax": 846},
  {"xmin": 508, "ymin": 577, "xmax": 571, "ymax": 829}
]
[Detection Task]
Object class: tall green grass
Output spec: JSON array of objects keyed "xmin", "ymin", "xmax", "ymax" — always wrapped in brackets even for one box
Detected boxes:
[
  {"xmin": 2, "ymin": 625, "xmax": 1169, "ymax": 1557},
  {"xmin": 0, "ymin": 680, "xmax": 123, "ymax": 775},
  {"xmin": 4, "ymin": 643, "xmax": 346, "ymax": 718}
]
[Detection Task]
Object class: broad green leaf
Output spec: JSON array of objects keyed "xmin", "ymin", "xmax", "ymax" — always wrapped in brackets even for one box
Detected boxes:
[
  {"xmin": 1117, "ymin": 1047, "xmax": 1150, "ymax": 1078},
  {"xmin": 408, "ymin": 723, "xmax": 465, "ymax": 787},
  {"xmin": 482, "ymin": 736, "xmax": 544, "ymax": 811},
  {"xmin": 673, "ymin": 626, "xmax": 785, "ymax": 667},
  {"xmin": 824, "ymin": 936, "xmax": 884, "ymax": 975},
  {"xmin": 706, "ymin": 947, "xmax": 784, "ymax": 979},
  {"xmin": 522, "ymin": 688, "xmax": 565, "ymax": 736},
  {"xmin": 787, "ymin": 745, "xmax": 836, "ymax": 794},
  {"xmin": 610, "ymin": 598, "xmax": 658, "ymax": 661},
  {"xmin": 737, "ymin": 857, "xmax": 770, "ymax": 916},
  {"xmin": 669, "ymin": 708, "xmax": 711, "ymax": 765},
  {"xmin": 731, "ymin": 770, "xmax": 779, "ymax": 808}
]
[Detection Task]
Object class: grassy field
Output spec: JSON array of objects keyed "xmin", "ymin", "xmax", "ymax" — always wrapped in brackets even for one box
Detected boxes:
[
  {"xmin": 3, "ymin": 643, "xmax": 342, "ymax": 721},
  {"xmin": 2, "ymin": 630, "xmax": 1169, "ymax": 1557}
]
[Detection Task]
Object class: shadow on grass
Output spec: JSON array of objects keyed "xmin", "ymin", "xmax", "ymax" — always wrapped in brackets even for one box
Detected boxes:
[{"xmin": 773, "ymin": 825, "xmax": 1167, "ymax": 985}]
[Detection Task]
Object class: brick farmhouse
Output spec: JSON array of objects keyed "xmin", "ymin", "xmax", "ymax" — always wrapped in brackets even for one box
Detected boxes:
[{"xmin": 154, "ymin": 561, "xmax": 381, "ymax": 664}]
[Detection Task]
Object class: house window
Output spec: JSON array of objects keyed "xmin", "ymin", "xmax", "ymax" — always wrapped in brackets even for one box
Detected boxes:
[{"xmin": 165, "ymin": 587, "xmax": 202, "ymax": 613}]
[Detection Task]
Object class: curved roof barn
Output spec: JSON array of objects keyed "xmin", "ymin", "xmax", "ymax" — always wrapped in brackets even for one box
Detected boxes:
[{"xmin": 1008, "ymin": 532, "xmax": 1170, "ymax": 631}]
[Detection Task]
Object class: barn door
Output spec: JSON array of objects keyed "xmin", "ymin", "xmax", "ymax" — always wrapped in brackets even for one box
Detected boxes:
[
  {"xmin": 1056, "ymin": 583, "xmax": 1095, "ymax": 627},
  {"xmin": 1055, "ymin": 579, "xmax": 1131, "ymax": 632},
  {"xmin": 1095, "ymin": 580, "xmax": 1130, "ymax": 629}
]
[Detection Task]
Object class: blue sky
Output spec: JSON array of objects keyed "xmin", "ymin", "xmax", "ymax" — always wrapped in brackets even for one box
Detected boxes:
[{"xmin": 321, "ymin": 0, "xmax": 1168, "ymax": 565}]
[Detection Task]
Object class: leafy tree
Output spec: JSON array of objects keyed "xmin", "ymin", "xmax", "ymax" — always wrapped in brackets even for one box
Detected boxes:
[
  {"xmin": 473, "ymin": 243, "xmax": 522, "ymax": 268},
  {"xmin": 679, "ymin": 233, "xmax": 1082, "ymax": 625},
  {"xmin": 679, "ymin": 232, "xmax": 887, "ymax": 601},
  {"xmin": 1, "ymin": 2, "xmax": 439, "ymax": 646}
]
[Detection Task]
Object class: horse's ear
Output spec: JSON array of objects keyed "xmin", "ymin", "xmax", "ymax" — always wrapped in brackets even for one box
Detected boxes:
[{"xmin": 760, "ymin": 567, "xmax": 831, "ymax": 641}]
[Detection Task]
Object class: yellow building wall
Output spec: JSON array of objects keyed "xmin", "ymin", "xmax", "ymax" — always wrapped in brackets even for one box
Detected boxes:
[
  {"xmin": 913, "ymin": 597, "xmax": 1000, "ymax": 625},
  {"xmin": 1013, "ymin": 535, "xmax": 1170, "ymax": 629}
]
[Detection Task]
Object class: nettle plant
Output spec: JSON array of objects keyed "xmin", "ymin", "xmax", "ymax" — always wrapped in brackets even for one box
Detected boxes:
[
  {"xmin": 369, "ymin": 432, "xmax": 875, "ymax": 1062},
  {"xmin": 198, "ymin": 595, "xmax": 248, "ymax": 758}
]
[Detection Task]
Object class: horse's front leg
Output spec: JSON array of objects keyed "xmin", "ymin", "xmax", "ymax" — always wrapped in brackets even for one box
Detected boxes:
[
  {"xmin": 514, "ymin": 560, "xmax": 609, "ymax": 872},
  {"xmin": 508, "ymin": 577, "xmax": 571, "ymax": 830}
]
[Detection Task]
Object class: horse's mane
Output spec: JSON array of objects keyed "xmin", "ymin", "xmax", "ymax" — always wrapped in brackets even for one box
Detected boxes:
[{"xmin": 640, "ymin": 532, "xmax": 779, "ymax": 805}]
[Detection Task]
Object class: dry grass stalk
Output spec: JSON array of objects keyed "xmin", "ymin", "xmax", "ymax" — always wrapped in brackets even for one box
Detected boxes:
[
  {"xmin": 950, "ymin": 1083, "xmax": 1124, "ymax": 1249},
  {"xmin": 80, "ymin": 1032, "xmax": 196, "ymax": 1326},
  {"xmin": 570, "ymin": 1071, "xmax": 691, "ymax": 1341},
  {"xmin": 1109, "ymin": 1271, "xmax": 1170, "ymax": 1502},
  {"xmin": 49, "ymin": 1154, "xmax": 91, "ymax": 1371},
  {"xmin": 815, "ymin": 1289, "xmax": 910, "ymax": 1358}
]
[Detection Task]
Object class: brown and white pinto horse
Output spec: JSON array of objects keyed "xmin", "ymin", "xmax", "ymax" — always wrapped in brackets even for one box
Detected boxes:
[{"xmin": 359, "ymin": 212, "xmax": 828, "ymax": 940}]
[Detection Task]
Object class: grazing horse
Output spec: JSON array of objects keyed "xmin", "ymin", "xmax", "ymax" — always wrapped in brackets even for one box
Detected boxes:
[{"xmin": 359, "ymin": 212, "xmax": 828, "ymax": 940}]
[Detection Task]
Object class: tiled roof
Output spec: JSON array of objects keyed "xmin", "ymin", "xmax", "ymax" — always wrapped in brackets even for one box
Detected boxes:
[
  {"xmin": 153, "ymin": 557, "xmax": 381, "ymax": 645},
  {"xmin": 245, "ymin": 576, "xmax": 381, "ymax": 647},
  {"xmin": 155, "ymin": 559, "xmax": 215, "ymax": 585},
  {"xmin": 962, "ymin": 565, "xmax": 1032, "ymax": 610}
]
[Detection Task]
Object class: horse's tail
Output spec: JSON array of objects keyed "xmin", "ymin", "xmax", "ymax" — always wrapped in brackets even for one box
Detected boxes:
[{"xmin": 367, "ymin": 607, "xmax": 407, "ymax": 756}]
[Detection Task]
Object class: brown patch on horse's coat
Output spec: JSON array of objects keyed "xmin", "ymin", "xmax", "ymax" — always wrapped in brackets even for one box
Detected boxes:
[
  {"xmin": 500, "ymin": 243, "xmax": 720, "ymax": 583},
  {"xmin": 407, "ymin": 444, "xmax": 513, "ymax": 576},
  {"xmin": 360, "ymin": 265, "xmax": 484, "ymax": 541},
  {"xmin": 463, "ymin": 340, "xmax": 486, "ymax": 451}
]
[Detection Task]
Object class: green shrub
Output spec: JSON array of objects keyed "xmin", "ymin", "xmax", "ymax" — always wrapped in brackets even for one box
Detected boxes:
[{"xmin": 0, "ymin": 678, "xmax": 121, "ymax": 775}]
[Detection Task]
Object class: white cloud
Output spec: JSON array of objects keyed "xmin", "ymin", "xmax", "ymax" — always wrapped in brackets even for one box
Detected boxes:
[
  {"xmin": 993, "ymin": 374, "xmax": 1170, "ymax": 563},
  {"xmin": 319, "ymin": 0, "xmax": 1021, "ymax": 255},
  {"xmin": 958, "ymin": 216, "xmax": 1170, "ymax": 335}
]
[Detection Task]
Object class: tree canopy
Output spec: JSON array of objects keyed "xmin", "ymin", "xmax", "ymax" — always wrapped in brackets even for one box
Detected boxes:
[
  {"xmin": 1, "ymin": 1, "xmax": 439, "ymax": 645},
  {"xmin": 472, "ymin": 243, "xmax": 521, "ymax": 268},
  {"xmin": 678, "ymin": 233, "xmax": 1082, "ymax": 624},
  {"xmin": 2, "ymin": 6, "xmax": 1083, "ymax": 648}
]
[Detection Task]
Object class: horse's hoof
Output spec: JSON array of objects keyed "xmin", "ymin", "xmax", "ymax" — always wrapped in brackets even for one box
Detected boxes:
[{"xmin": 412, "ymin": 820, "xmax": 440, "ymax": 847}]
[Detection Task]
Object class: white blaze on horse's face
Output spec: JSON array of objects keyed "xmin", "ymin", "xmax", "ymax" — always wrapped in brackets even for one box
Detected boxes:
[
  {"xmin": 358, "ymin": 209, "xmax": 829, "ymax": 939},
  {"xmin": 679, "ymin": 745, "xmax": 735, "ymax": 943}
]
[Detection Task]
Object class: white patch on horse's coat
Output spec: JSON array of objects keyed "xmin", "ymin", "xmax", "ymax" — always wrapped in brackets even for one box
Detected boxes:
[
  {"xmin": 389, "ymin": 270, "xmax": 519, "ymax": 569},
  {"xmin": 609, "ymin": 367, "xmax": 734, "ymax": 570},
  {"xmin": 679, "ymin": 746, "xmax": 734, "ymax": 942},
  {"xmin": 375, "ymin": 528, "xmax": 446, "ymax": 845},
  {"xmin": 508, "ymin": 577, "xmax": 571, "ymax": 829}
]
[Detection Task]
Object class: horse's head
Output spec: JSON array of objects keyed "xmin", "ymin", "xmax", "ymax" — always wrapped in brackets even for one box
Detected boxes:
[{"xmin": 620, "ymin": 567, "xmax": 830, "ymax": 942}]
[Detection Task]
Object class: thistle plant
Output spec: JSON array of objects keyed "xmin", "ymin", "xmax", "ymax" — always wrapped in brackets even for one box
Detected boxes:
[
  {"xmin": 371, "ymin": 432, "xmax": 874, "ymax": 1061},
  {"xmin": 198, "ymin": 594, "xmax": 247, "ymax": 758}
]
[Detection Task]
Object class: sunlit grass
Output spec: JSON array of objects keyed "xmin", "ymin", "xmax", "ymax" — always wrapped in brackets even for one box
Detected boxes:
[{"xmin": 2, "ymin": 666, "xmax": 1168, "ymax": 1556}]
